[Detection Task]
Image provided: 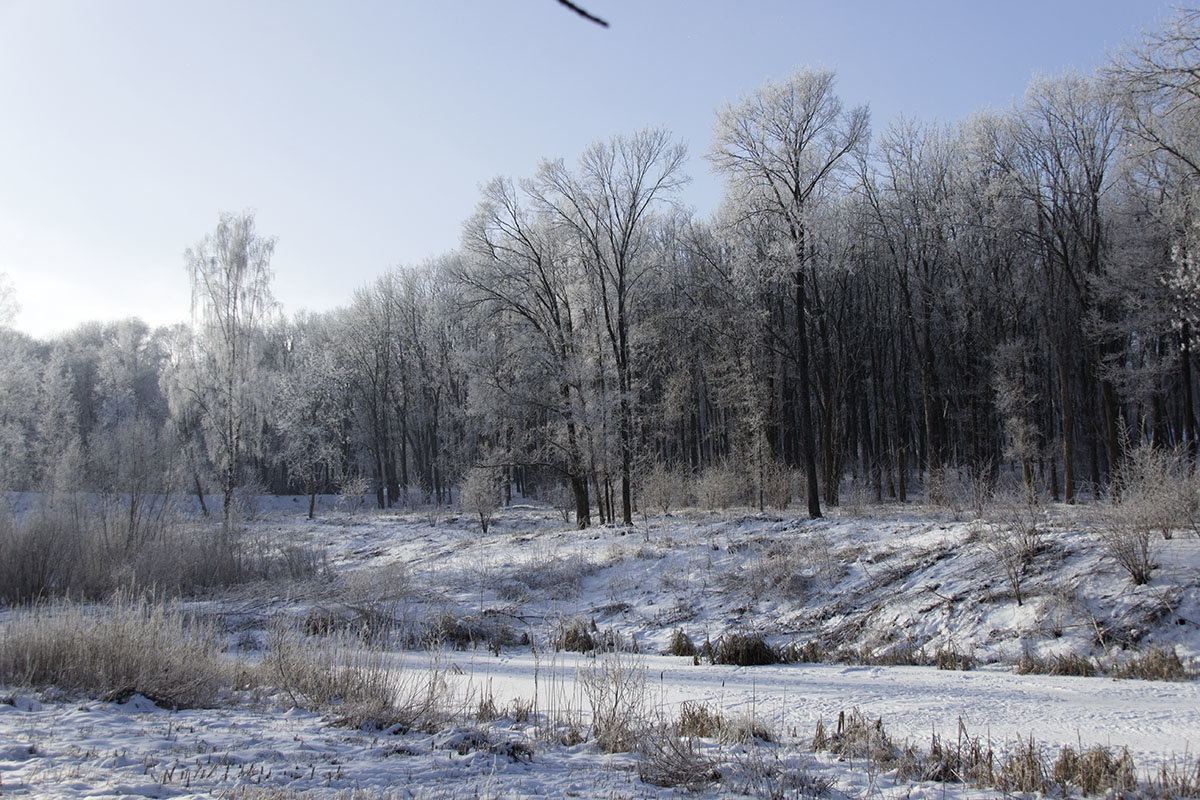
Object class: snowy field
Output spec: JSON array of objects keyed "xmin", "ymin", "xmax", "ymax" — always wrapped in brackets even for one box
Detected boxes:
[{"xmin": 2, "ymin": 498, "xmax": 1198, "ymax": 799}]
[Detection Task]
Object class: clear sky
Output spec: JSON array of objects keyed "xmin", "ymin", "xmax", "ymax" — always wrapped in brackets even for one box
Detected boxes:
[{"xmin": 0, "ymin": 0, "xmax": 1177, "ymax": 339}]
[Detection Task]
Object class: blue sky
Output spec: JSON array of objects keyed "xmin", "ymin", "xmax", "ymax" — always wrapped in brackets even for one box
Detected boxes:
[{"xmin": 0, "ymin": 0, "xmax": 1176, "ymax": 338}]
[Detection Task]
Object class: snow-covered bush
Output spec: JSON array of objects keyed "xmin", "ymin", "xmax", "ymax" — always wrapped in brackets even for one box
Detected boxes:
[
  {"xmin": 460, "ymin": 465, "xmax": 502, "ymax": 534},
  {"xmin": 640, "ymin": 462, "xmax": 687, "ymax": 515},
  {"xmin": 696, "ymin": 463, "xmax": 744, "ymax": 510},
  {"xmin": 1094, "ymin": 445, "xmax": 1192, "ymax": 584},
  {"xmin": 926, "ymin": 465, "xmax": 975, "ymax": 514},
  {"xmin": 1111, "ymin": 444, "xmax": 1198, "ymax": 539},
  {"xmin": 759, "ymin": 457, "xmax": 794, "ymax": 510},
  {"xmin": 338, "ymin": 473, "xmax": 370, "ymax": 514},
  {"xmin": 637, "ymin": 728, "xmax": 720, "ymax": 790},
  {"xmin": 979, "ymin": 500, "xmax": 1046, "ymax": 606}
]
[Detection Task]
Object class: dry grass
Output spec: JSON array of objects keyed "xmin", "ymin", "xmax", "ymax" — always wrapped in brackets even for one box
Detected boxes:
[
  {"xmin": 262, "ymin": 627, "xmax": 449, "ymax": 732},
  {"xmin": 552, "ymin": 616, "xmax": 595, "ymax": 653},
  {"xmin": 666, "ymin": 627, "xmax": 696, "ymax": 657},
  {"xmin": 0, "ymin": 501, "xmax": 324, "ymax": 604},
  {"xmin": 710, "ymin": 631, "xmax": 778, "ymax": 666},
  {"xmin": 996, "ymin": 735, "xmax": 1047, "ymax": 793},
  {"xmin": 1110, "ymin": 646, "xmax": 1196, "ymax": 681},
  {"xmin": 1016, "ymin": 649, "xmax": 1098, "ymax": 677},
  {"xmin": 0, "ymin": 591, "xmax": 229, "ymax": 708},
  {"xmin": 1150, "ymin": 755, "xmax": 1200, "ymax": 798},
  {"xmin": 812, "ymin": 708, "xmax": 898, "ymax": 764},
  {"xmin": 1053, "ymin": 744, "xmax": 1137, "ymax": 796},
  {"xmin": 675, "ymin": 700, "xmax": 726, "ymax": 739}
]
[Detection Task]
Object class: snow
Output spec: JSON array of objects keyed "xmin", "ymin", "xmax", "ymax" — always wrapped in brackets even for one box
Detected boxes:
[{"xmin": 2, "ymin": 500, "xmax": 1198, "ymax": 798}]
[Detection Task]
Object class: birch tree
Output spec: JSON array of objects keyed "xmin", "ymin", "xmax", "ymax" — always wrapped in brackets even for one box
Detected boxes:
[{"xmin": 183, "ymin": 211, "xmax": 277, "ymax": 534}]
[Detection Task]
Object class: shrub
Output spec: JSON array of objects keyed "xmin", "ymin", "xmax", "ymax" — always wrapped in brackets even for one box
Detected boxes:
[
  {"xmin": 1099, "ymin": 509, "xmax": 1157, "ymax": 585},
  {"xmin": 696, "ymin": 463, "xmax": 744, "ymax": 510},
  {"xmin": 461, "ymin": 465, "xmax": 502, "ymax": 534},
  {"xmin": 1096, "ymin": 443, "xmax": 1199, "ymax": 584},
  {"xmin": 0, "ymin": 592, "xmax": 228, "ymax": 708},
  {"xmin": 580, "ymin": 651, "xmax": 648, "ymax": 752},
  {"xmin": 637, "ymin": 728, "xmax": 721, "ymax": 790},
  {"xmin": 979, "ymin": 500, "xmax": 1045, "ymax": 606},
  {"xmin": 553, "ymin": 617, "xmax": 595, "ymax": 653},
  {"xmin": 667, "ymin": 628, "xmax": 696, "ymax": 657},
  {"xmin": 711, "ymin": 632, "xmax": 778, "ymax": 666},
  {"xmin": 641, "ymin": 463, "xmax": 687, "ymax": 515}
]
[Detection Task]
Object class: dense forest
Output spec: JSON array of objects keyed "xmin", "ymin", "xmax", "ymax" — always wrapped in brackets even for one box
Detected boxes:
[{"xmin": 1, "ymin": 9, "xmax": 1197, "ymax": 531}]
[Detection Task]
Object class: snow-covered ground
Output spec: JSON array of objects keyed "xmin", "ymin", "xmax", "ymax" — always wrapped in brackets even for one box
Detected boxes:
[{"xmin": 2, "ymin": 498, "xmax": 1198, "ymax": 798}]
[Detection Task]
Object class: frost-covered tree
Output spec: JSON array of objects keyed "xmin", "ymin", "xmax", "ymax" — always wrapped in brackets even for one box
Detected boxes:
[
  {"xmin": 182, "ymin": 212, "xmax": 277, "ymax": 534},
  {"xmin": 460, "ymin": 176, "xmax": 594, "ymax": 526},
  {"xmin": 530, "ymin": 128, "xmax": 688, "ymax": 525},
  {"xmin": 0, "ymin": 273, "xmax": 17, "ymax": 328},
  {"xmin": 709, "ymin": 68, "xmax": 869, "ymax": 518},
  {"xmin": 278, "ymin": 313, "xmax": 349, "ymax": 519}
]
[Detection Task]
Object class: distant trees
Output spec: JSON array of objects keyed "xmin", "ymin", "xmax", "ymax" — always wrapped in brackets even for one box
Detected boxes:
[{"xmin": 2, "ymin": 8, "xmax": 1197, "ymax": 526}]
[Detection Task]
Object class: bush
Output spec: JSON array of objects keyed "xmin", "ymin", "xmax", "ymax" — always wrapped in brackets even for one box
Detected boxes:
[
  {"xmin": 667, "ymin": 628, "xmax": 696, "ymax": 657},
  {"xmin": 1097, "ymin": 443, "xmax": 1198, "ymax": 584},
  {"xmin": 0, "ymin": 592, "xmax": 229, "ymax": 708},
  {"xmin": 696, "ymin": 464, "xmax": 744, "ymax": 510},
  {"xmin": 979, "ymin": 500, "xmax": 1045, "ymax": 607},
  {"xmin": 710, "ymin": 632, "xmax": 778, "ymax": 666},
  {"xmin": 580, "ymin": 651, "xmax": 648, "ymax": 752},
  {"xmin": 553, "ymin": 617, "xmax": 595, "ymax": 653},
  {"xmin": 637, "ymin": 728, "xmax": 720, "ymax": 790},
  {"xmin": 641, "ymin": 463, "xmax": 687, "ymax": 515},
  {"xmin": 461, "ymin": 465, "xmax": 502, "ymax": 534}
]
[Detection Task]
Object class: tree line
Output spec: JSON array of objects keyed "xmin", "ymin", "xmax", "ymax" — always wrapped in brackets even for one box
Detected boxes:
[{"xmin": 1, "ymin": 9, "xmax": 1197, "ymax": 530}]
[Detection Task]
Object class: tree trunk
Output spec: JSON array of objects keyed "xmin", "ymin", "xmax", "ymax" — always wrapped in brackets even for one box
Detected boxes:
[
  {"xmin": 1057, "ymin": 356, "xmax": 1076, "ymax": 503},
  {"xmin": 1183, "ymin": 321, "xmax": 1196, "ymax": 461},
  {"xmin": 794, "ymin": 247, "xmax": 822, "ymax": 519}
]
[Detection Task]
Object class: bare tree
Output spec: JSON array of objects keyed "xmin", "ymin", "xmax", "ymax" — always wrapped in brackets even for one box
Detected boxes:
[
  {"xmin": 530, "ymin": 128, "xmax": 688, "ymax": 525},
  {"xmin": 709, "ymin": 68, "xmax": 869, "ymax": 518},
  {"xmin": 460, "ymin": 176, "xmax": 594, "ymax": 527},
  {"xmin": 183, "ymin": 211, "xmax": 277, "ymax": 534}
]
